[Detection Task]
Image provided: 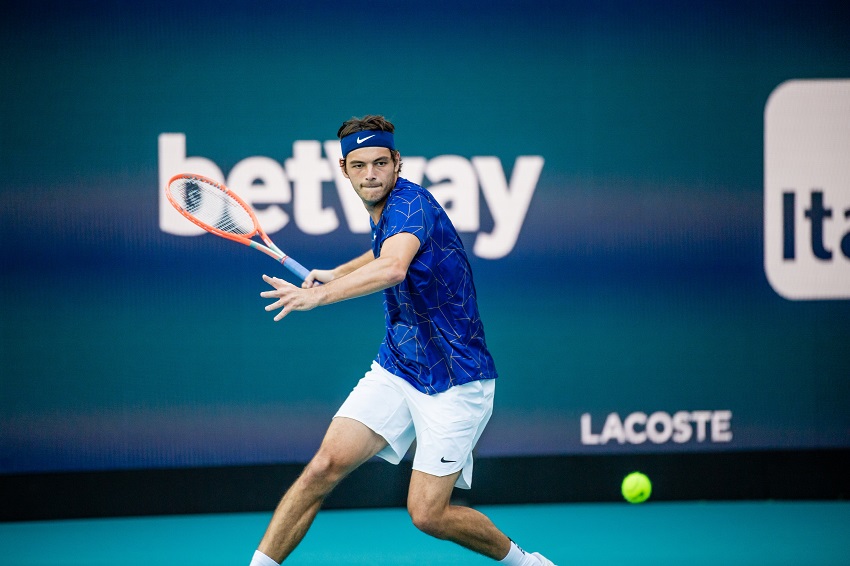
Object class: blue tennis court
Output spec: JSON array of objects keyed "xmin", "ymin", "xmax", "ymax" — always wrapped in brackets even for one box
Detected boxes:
[{"xmin": 2, "ymin": 501, "xmax": 848, "ymax": 565}]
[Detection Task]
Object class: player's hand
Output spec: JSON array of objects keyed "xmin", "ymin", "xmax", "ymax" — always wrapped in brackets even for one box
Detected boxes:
[
  {"xmin": 261, "ymin": 274, "xmax": 321, "ymax": 321},
  {"xmin": 302, "ymin": 269, "xmax": 334, "ymax": 288}
]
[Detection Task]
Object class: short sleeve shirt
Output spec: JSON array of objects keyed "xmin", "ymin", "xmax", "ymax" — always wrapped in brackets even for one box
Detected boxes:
[{"xmin": 371, "ymin": 178, "xmax": 498, "ymax": 394}]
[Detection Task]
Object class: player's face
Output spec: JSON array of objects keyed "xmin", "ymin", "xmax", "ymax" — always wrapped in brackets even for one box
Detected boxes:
[{"xmin": 341, "ymin": 146, "xmax": 400, "ymax": 213}]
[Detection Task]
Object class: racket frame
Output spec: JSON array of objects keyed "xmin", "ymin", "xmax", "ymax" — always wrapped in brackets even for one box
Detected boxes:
[{"xmin": 166, "ymin": 173, "xmax": 311, "ymax": 281}]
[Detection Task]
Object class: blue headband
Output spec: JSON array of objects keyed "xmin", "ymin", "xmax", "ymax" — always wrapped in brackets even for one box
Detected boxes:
[{"xmin": 340, "ymin": 130, "xmax": 395, "ymax": 158}]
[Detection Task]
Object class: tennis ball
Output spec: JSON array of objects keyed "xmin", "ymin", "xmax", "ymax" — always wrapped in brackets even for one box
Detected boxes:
[{"xmin": 621, "ymin": 471, "xmax": 652, "ymax": 503}]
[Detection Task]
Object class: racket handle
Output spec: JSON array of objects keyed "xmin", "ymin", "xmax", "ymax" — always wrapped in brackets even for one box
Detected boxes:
[{"xmin": 282, "ymin": 256, "xmax": 311, "ymax": 282}]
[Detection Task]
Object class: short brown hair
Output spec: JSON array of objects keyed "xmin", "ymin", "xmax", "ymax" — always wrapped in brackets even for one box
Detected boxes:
[{"xmin": 337, "ymin": 114, "xmax": 396, "ymax": 138}]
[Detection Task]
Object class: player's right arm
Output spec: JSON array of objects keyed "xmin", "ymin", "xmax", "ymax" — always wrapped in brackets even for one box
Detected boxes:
[
  {"xmin": 302, "ymin": 250, "xmax": 374, "ymax": 288},
  {"xmin": 263, "ymin": 232, "xmax": 418, "ymax": 321}
]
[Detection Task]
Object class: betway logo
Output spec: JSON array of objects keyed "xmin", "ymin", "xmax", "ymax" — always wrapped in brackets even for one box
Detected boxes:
[{"xmin": 158, "ymin": 134, "xmax": 544, "ymax": 259}]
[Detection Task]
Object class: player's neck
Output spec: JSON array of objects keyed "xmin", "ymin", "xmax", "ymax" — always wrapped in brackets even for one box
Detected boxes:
[
  {"xmin": 364, "ymin": 177, "xmax": 398, "ymax": 223},
  {"xmin": 367, "ymin": 200, "xmax": 387, "ymax": 224}
]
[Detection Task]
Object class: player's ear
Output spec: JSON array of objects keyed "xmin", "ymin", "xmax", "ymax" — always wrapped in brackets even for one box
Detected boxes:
[{"xmin": 339, "ymin": 158, "xmax": 349, "ymax": 179}]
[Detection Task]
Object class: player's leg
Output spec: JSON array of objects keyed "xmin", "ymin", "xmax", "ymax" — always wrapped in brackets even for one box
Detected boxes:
[
  {"xmin": 403, "ymin": 379, "xmax": 557, "ymax": 565},
  {"xmin": 407, "ymin": 470, "xmax": 555, "ymax": 565},
  {"xmin": 407, "ymin": 469, "xmax": 510, "ymax": 558},
  {"xmin": 404, "ymin": 378, "xmax": 509, "ymax": 557},
  {"xmin": 255, "ymin": 416, "xmax": 387, "ymax": 564},
  {"xmin": 253, "ymin": 362, "xmax": 417, "ymax": 565}
]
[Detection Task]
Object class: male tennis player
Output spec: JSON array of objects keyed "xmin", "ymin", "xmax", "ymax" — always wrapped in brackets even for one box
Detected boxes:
[{"xmin": 250, "ymin": 115, "xmax": 556, "ymax": 566}]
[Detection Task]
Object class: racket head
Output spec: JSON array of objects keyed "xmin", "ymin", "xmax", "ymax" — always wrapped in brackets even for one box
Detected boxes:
[{"xmin": 166, "ymin": 173, "xmax": 263, "ymax": 246}]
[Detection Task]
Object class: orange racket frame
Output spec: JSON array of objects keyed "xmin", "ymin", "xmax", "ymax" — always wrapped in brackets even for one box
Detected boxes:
[{"xmin": 166, "ymin": 173, "xmax": 311, "ymax": 281}]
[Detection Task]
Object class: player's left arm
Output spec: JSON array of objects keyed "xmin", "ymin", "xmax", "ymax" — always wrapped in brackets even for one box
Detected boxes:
[{"xmin": 261, "ymin": 232, "xmax": 420, "ymax": 321}]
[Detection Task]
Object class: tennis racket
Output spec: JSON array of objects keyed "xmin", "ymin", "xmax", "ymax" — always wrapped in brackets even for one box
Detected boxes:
[{"xmin": 166, "ymin": 173, "xmax": 312, "ymax": 281}]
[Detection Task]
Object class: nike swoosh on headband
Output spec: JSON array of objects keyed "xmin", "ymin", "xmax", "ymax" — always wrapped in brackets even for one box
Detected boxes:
[{"xmin": 341, "ymin": 130, "xmax": 395, "ymax": 158}]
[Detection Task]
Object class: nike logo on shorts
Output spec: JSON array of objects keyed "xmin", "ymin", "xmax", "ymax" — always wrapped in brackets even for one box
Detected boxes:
[{"xmin": 440, "ymin": 457, "xmax": 457, "ymax": 463}]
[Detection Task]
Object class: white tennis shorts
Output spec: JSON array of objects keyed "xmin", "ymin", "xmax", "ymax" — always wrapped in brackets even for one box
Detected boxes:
[{"xmin": 335, "ymin": 361, "xmax": 495, "ymax": 489}]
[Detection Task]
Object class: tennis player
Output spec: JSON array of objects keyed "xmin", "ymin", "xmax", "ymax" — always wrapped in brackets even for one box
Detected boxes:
[{"xmin": 250, "ymin": 115, "xmax": 556, "ymax": 566}]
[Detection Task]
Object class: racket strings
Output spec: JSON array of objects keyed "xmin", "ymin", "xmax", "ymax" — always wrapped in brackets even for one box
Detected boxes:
[{"xmin": 170, "ymin": 178, "xmax": 255, "ymax": 235}]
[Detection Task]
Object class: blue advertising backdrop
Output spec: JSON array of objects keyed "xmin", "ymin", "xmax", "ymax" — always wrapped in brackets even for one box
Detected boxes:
[{"xmin": 2, "ymin": 0, "xmax": 849, "ymax": 476}]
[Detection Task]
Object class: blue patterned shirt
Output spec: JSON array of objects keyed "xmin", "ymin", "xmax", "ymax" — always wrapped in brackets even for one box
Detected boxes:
[{"xmin": 371, "ymin": 178, "xmax": 498, "ymax": 394}]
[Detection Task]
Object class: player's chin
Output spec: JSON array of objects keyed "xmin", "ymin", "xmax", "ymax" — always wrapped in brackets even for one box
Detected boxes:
[{"xmin": 358, "ymin": 186, "xmax": 388, "ymax": 204}]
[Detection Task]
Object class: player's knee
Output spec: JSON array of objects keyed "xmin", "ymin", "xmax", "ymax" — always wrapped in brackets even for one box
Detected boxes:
[
  {"xmin": 407, "ymin": 503, "xmax": 448, "ymax": 539},
  {"xmin": 301, "ymin": 451, "xmax": 347, "ymax": 489}
]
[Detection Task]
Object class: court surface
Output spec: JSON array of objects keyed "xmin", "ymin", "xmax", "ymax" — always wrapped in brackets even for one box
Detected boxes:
[{"xmin": 2, "ymin": 501, "xmax": 848, "ymax": 565}]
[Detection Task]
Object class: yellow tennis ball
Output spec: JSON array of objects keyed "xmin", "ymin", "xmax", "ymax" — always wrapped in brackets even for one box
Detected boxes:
[{"xmin": 621, "ymin": 471, "xmax": 652, "ymax": 503}]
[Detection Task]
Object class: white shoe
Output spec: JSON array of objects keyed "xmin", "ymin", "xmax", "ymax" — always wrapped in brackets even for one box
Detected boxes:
[{"xmin": 532, "ymin": 552, "xmax": 557, "ymax": 566}]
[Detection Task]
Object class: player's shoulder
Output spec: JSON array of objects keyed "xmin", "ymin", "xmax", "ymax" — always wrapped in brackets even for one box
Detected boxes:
[
  {"xmin": 391, "ymin": 177, "xmax": 426, "ymax": 198},
  {"xmin": 389, "ymin": 178, "xmax": 438, "ymax": 208}
]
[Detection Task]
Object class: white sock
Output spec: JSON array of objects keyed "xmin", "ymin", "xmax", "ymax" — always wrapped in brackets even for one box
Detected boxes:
[
  {"xmin": 249, "ymin": 550, "xmax": 280, "ymax": 566},
  {"xmin": 499, "ymin": 540, "xmax": 542, "ymax": 566}
]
